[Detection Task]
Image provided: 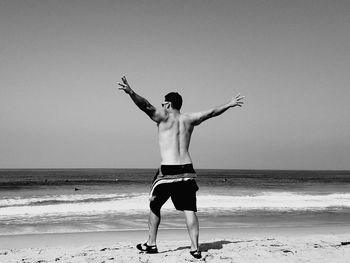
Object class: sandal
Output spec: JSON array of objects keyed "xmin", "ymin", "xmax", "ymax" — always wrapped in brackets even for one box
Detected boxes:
[
  {"xmin": 190, "ymin": 250, "xmax": 202, "ymax": 259},
  {"xmin": 136, "ymin": 242, "xmax": 158, "ymax": 254}
]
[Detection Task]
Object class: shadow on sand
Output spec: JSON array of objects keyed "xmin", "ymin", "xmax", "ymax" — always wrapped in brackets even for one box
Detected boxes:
[{"xmin": 161, "ymin": 240, "xmax": 241, "ymax": 253}]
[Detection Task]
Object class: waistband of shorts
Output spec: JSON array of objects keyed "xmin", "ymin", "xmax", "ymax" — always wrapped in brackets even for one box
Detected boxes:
[{"xmin": 160, "ymin": 163, "xmax": 195, "ymax": 175}]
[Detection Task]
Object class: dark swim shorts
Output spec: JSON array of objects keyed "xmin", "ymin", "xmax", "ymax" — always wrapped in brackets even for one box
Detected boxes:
[
  {"xmin": 150, "ymin": 179, "xmax": 199, "ymax": 212},
  {"xmin": 149, "ymin": 164, "xmax": 199, "ymax": 212}
]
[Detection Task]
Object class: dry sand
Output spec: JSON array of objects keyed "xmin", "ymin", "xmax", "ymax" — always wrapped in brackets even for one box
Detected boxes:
[{"xmin": 1, "ymin": 227, "xmax": 350, "ymax": 262}]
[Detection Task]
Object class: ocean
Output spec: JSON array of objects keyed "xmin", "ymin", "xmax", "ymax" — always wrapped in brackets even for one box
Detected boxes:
[{"xmin": 1, "ymin": 169, "xmax": 350, "ymax": 236}]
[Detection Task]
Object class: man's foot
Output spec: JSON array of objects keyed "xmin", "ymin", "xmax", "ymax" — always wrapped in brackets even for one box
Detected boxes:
[
  {"xmin": 136, "ymin": 243, "xmax": 158, "ymax": 254},
  {"xmin": 190, "ymin": 250, "xmax": 202, "ymax": 259}
]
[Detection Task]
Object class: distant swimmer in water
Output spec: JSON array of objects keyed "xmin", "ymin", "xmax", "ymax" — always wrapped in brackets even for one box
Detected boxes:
[{"xmin": 118, "ymin": 76, "xmax": 245, "ymax": 259}]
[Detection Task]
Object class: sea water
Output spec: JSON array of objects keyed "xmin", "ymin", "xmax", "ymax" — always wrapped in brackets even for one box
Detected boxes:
[{"xmin": 1, "ymin": 169, "xmax": 350, "ymax": 235}]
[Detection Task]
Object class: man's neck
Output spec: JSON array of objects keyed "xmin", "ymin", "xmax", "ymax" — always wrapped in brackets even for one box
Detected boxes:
[{"xmin": 167, "ymin": 108, "xmax": 180, "ymax": 114}]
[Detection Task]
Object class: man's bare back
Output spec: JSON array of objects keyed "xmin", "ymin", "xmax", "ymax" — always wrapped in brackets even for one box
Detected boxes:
[{"xmin": 158, "ymin": 112, "xmax": 194, "ymax": 165}]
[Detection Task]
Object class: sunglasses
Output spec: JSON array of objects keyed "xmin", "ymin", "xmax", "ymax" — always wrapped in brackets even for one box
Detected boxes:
[{"xmin": 161, "ymin": 102, "xmax": 170, "ymax": 107}]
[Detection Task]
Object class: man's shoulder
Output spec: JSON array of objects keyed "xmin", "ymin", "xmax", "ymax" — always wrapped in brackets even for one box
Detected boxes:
[
  {"xmin": 158, "ymin": 112, "xmax": 194, "ymax": 125},
  {"xmin": 180, "ymin": 112, "xmax": 194, "ymax": 119},
  {"xmin": 179, "ymin": 113, "xmax": 194, "ymax": 122}
]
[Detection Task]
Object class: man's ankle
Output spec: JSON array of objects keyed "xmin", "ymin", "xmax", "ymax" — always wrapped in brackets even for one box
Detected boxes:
[
  {"xmin": 191, "ymin": 247, "xmax": 198, "ymax": 251},
  {"xmin": 147, "ymin": 241, "xmax": 157, "ymax": 246}
]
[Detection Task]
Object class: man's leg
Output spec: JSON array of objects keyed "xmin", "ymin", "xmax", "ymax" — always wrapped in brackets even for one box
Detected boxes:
[
  {"xmin": 136, "ymin": 203, "xmax": 162, "ymax": 253},
  {"xmin": 147, "ymin": 208, "xmax": 161, "ymax": 246},
  {"xmin": 148, "ymin": 184, "xmax": 169, "ymax": 246},
  {"xmin": 184, "ymin": 210, "xmax": 199, "ymax": 251}
]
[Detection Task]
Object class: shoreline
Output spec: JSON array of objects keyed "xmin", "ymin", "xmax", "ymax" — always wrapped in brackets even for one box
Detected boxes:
[{"xmin": 1, "ymin": 225, "xmax": 350, "ymax": 249}]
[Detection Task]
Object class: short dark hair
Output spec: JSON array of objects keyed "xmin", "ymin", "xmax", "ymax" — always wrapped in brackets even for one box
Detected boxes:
[{"xmin": 164, "ymin": 92, "xmax": 182, "ymax": 110}]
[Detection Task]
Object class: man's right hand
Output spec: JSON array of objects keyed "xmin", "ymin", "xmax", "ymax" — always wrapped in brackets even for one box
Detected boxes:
[{"xmin": 118, "ymin": 76, "xmax": 133, "ymax": 95}]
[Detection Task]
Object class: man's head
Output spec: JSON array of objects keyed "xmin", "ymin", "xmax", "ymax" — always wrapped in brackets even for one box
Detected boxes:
[{"xmin": 163, "ymin": 92, "xmax": 182, "ymax": 110}]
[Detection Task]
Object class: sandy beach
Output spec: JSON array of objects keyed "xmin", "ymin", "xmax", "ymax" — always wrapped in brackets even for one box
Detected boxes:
[{"xmin": 1, "ymin": 227, "xmax": 350, "ymax": 263}]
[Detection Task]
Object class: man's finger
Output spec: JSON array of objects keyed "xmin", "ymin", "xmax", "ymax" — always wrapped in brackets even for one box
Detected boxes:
[
  {"xmin": 117, "ymin": 82, "xmax": 125, "ymax": 87},
  {"xmin": 122, "ymin": 76, "xmax": 129, "ymax": 85}
]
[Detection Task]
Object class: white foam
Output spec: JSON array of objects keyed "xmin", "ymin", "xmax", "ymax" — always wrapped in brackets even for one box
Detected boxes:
[
  {"xmin": 0, "ymin": 194, "xmax": 150, "ymax": 217},
  {"xmin": 0, "ymin": 193, "xmax": 136, "ymax": 207},
  {"xmin": 1, "ymin": 192, "xmax": 350, "ymax": 218},
  {"xmin": 197, "ymin": 192, "xmax": 350, "ymax": 210}
]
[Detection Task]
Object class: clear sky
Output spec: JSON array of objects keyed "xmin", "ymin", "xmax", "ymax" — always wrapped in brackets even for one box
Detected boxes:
[{"xmin": 1, "ymin": 0, "xmax": 349, "ymax": 169}]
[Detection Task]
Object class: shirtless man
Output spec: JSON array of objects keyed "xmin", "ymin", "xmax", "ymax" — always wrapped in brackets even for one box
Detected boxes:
[{"xmin": 118, "ymin": 76, "xmax": 244, "ymax": 259}]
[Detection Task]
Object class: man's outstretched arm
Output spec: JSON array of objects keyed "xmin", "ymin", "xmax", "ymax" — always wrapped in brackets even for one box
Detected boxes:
[
  {"xmin": 189, "ymin": 94, "xmax": 245, "ymax": 126},
  {"xmin": 118, "ymin": 76, "xmax": 166, "ymax": 123}
]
